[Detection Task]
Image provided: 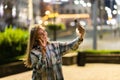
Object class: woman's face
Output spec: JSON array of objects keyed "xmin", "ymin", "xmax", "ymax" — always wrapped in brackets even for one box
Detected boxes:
[{"xmin": 37, "ymin": 27, "xmax": 48, "ymax": 47}]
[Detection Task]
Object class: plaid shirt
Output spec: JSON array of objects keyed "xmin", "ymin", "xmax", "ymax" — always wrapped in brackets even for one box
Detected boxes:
[{"xmin": 30, "ymin": 37, "xmax": 83, "ymax": 80}]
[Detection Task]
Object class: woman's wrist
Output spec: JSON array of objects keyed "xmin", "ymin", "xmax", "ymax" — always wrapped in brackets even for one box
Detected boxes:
[
  {"xmin": 78, "ymin": 37, "xmax": 83, "ymax": 44},
  {"xmin": 80, "ymin": 34, "xmax": 84, "ymax": 40},
  {"xmin": 78, "ymin": 35, "xmax": 83, "ymax": 42},
  {"xmin": 79, "ymin": 37, "xmax": 83, "ymax": 41}
]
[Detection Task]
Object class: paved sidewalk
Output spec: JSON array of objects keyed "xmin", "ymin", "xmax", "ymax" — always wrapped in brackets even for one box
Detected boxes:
[{"xmin": 1, "ymin": 63, "xmax": 120, "ymax": 80}]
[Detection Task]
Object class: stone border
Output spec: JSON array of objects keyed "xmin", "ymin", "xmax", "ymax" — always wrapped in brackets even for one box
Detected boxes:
[
  {"xmin": 0, "ymin": 53, "xmax": 77, "ymax": 78},
  {"xmin": 77, "ymin": 52, "xmax": 120, "ymax": 66},
  {"xmin": 1, "ymin": 52, "xmax": 120, "ymax": 77},
  {"xmin": 86, "ymin": 53, "xmax": 120, "ymax": 63},
  {"xmin": 62, "ymin": 52, "xmax": 77, "ymax": 65},
  {"xmin": 0, "ymin": 61, "xmax": 31, "ymax": 78}
]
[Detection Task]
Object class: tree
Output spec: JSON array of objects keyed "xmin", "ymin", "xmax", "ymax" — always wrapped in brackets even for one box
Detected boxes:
[
  {"xmin": 46, "ymin": 23, "xmax": 66, "ymax": 41},
  {"xmin": 4, "ymin": 1, "xmax": 13, "ymax": 27}
]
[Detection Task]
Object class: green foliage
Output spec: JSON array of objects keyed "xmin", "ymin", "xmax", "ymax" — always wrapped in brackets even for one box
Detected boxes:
[
  {"xmin": 0, "ymin": 27, "xmax": 29, "ymax": 64},
  {"xmin": 81, "ymin": 50, "xmax": 120, "ymax": 54},
  {"xmin": 46, "ymin": 23, "xmax": 66, "ymax": 30},
  {"xmin": 45, "ymin": 23, "xmax": 66, "ymax": 40}
]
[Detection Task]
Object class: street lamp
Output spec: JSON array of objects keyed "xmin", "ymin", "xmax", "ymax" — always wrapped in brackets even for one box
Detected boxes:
[
  {"xmin": 28, "ymin": 0, "xmax": 33, "ymax": 29},
  {"xmin": 0, "ymin": 3, "xmax": 4, "ymax": 17},
  {"xmin": 91, "ymin": 0, "xmax": 98, "ymax": 50},
  {"xmin": 116, "ymin": 0, "xmax": 120, "ymax": 36}
]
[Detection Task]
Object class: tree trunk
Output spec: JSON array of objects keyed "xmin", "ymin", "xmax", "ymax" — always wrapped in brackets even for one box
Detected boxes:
[{"xmin": 53, "ymin": 29, "xmax": 57, "ymax": 41}]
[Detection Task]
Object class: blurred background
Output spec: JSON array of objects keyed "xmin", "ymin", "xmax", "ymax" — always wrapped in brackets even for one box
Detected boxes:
[
  {"xmin": 0, "ymin": 0, "xmax": 120, "ymax": 79},
  {"xmin": 0, "ymin": 0, "xmax": 120, "ymax": 51}
]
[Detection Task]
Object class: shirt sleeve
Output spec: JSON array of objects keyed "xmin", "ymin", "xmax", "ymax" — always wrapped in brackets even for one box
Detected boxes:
[{"xmin": 58, "ymin": 37, "xmax": 83, "ymax": 56}]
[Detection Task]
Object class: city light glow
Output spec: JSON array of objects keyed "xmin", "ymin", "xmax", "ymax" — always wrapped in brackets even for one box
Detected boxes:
[
  {"xmin": 43, "ymin": 0, "xmax": 68, "ymax": 2},
  {"xmin": 0, "ymin": 3, "xmax": 4, "ymax": 17},
  {"xmin": 45, "ymin": 10, "xmax": 51, "ymax": 15},
  {"xmin": 118, "ymin": 10, "xmax": 120, "ymax": 14},
  {"xmin": 116, "ymin": 0, "xmax": 120, "ymax": 5},
  {"xmin": 61, "ymin": 0, "xmax": 68, "ymax": 2},
  {"xmin": 113, "ymin": 10, "xmax": 117, "ymax": 15},
  {"xmin": 74, "ymin": 0, "xmax": 79, "ymax": 5},
  {"xmin": 12, "ymin": 6, "xmax": 16, "ymax": 18},
  {"xmin": 86, "ymin": 2, "xmax": 91, "ymax": 7},
  {"xmin": 4, "ymin": 5, "xmax": 8, "ymax": 9},
  {"xmin": 43, "ymin": 0, "xmax": 51, "ymax": 3}
]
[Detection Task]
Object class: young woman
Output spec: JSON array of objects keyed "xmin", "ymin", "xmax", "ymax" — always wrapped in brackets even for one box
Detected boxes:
[{"xmin": 25, "ymin": 23, "xmax": 85, "ymax": 80}]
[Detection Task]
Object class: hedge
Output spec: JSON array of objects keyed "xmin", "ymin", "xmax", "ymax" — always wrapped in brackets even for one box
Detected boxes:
[
  {"xmin": 80, "ymin": 50, "xmax": 120, "ymax": 54},
  {"xmin": 0, "ymin": 27, "xmax": 29, "ymax": 64}
]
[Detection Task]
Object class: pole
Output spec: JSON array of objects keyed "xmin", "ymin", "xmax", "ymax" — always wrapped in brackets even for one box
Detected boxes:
[
  {"xmin": 92, "ymin": 0, "xmax": 98, "ymax": 50},
  {"xmin": 28, "ymin": 0, "xmax": 33, "ymax": 29},
  {"xmin": 53, "ymin": 3, "xmax": 56, "ymax": 41}
]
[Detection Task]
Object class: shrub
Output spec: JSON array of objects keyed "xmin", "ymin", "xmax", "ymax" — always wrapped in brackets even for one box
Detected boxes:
[
  {"xmin": 46, "ymin": 23, "xmax": 66, "ymax": 40},
  {"xmin": 0, "ymin": 27, "xmax": 28, "ymax": 64},
  {"xmin": 46, "ymin": 23, "xmax": 66, "ymax": 30},
  {"xmin": 80, "ymin": 50, "xmax": 120, "ymax": 54}
]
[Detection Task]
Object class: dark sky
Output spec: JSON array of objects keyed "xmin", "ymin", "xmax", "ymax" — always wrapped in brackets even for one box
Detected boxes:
[{"xmin": 104, "ymin": 0, "xmax": 117, "ymax": 10}]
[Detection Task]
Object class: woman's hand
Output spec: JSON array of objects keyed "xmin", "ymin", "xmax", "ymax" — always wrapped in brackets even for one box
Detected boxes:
[{"xmin": 77, "ymin": 24, "xmax": 85, "ymax": 39}]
